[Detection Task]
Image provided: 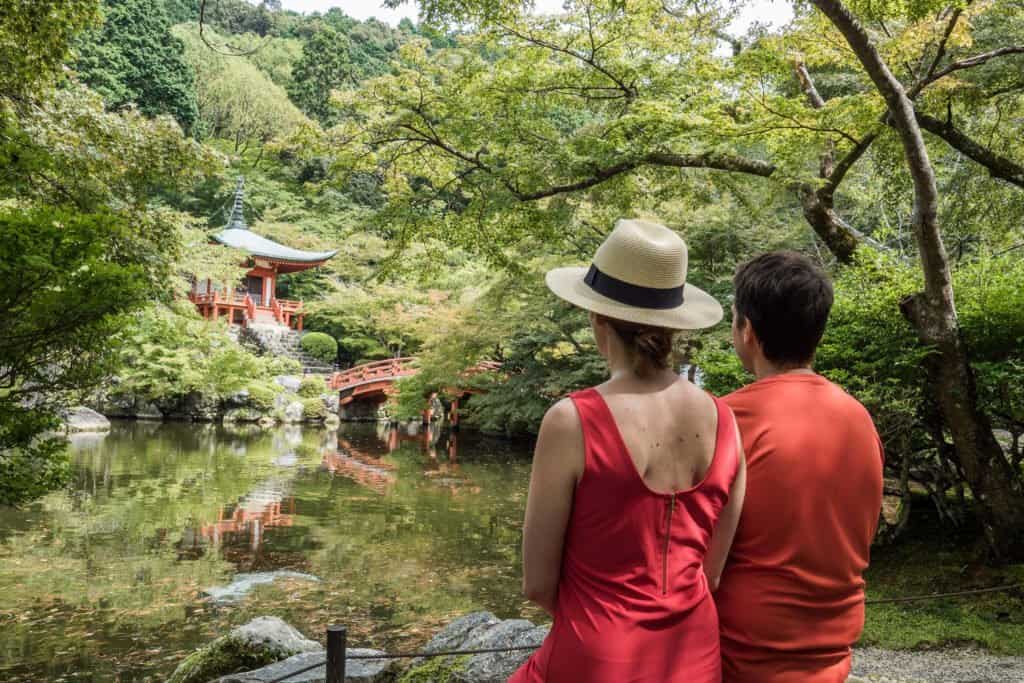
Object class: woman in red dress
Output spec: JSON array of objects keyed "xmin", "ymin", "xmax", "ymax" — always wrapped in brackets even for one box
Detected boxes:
[{"xmin": 509, "ymin": 219, "xmax": 746, "ymax": 683}]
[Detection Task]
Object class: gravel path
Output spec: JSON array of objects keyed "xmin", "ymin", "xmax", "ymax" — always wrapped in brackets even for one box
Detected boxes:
[{"xmin": 851, "ymin": 647, "xmax": 1024, "ymax": 682}]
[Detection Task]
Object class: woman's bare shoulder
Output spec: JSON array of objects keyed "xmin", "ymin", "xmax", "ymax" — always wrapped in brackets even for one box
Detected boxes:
[{"xmin": 540, "ymin": 397, "xmax": 581, "ymax": 436}]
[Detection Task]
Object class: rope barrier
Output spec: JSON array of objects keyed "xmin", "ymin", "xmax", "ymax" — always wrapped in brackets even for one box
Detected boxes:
[
  {"xmin": 346, "ymin": 644, "xmax": 543, "ymax": 659},
  {"xmin": 263, "ymin": 582, "xmax": 1024, "ymax": 682},
  {"xmin": 266, "ymin": 656, "xmax": 327, "ymax": 683},
  {"xmin": 864, "ymin": 582, "xmax": 1024, "ymax": 605}
]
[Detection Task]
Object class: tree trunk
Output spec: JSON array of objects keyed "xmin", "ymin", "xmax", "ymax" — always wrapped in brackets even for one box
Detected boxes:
[
  {"xmin": 798, "ymin": 188, "xmax": 859, "ymax": 263},
  {"xmin": 902, "ymin": 295, "xmax": 1024, "ymax": 557},
  {"xmin": 812, "ymin": 0, "xmax": 1024, "ymax": 560}
]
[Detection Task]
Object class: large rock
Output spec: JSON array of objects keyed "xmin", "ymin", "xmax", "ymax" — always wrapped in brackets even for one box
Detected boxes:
[
  {"xmin": 203, "ymin": 571, "xmax": 321, "ymax": 604},
  {"xmin": 91, "ymin": 391, "xmax": 163, "ymax": 419},
  {"xmin": 276, "ymin": 375, "xmax": 303, "ymax": 393},
  {"xmin": 64, "ymin": 406, "xmax": 111, "ymax": 433},
  {"xmin": 218, "ymin": 648, "xmax": 395, "ymax": 682},
  {"xmin": 322, "ymin": 393, "xmax": 340, "ymax": 413},
  {"xmin": 169, "ymin": 616, "xmax": 321, "ymax": 683},
  {"xmin": 134, "ymin": 398, "xmax": 163, "ymax": 420},
  {"xmin": 159, "ymin": 391, "xmax": 220, "ymax": 421},
  {"xmin": 400, "ymin": 612, "xmax": 547, "ymax": 682},
  {"xmin": 454, "ymin": 620, "xmax": 547, "ymax": 682},
  {"xmin": 282, "ymin": 400, "xmax": 305, "ymax": 423}
]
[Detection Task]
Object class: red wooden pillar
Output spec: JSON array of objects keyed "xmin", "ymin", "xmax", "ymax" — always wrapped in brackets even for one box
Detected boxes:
[{"xmin": 297, "ymin": 314, "xmax": 303, "ymax": 331}]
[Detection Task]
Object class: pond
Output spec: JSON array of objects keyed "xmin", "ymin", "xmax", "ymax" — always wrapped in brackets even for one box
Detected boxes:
[{"xmin": 0, "ymin": 421, "xmax": 539, "ymax": 681}]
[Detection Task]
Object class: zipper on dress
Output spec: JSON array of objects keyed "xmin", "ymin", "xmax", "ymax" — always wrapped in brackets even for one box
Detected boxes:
[{"xmin": 662, "ymin": 493, "xmax": 676, "ymax": 595}]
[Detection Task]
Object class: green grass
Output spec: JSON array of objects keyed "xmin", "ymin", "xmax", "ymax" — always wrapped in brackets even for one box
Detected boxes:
[{"xmin": 861, "ymin": 501, "xmax": 1024, "ymax": 654}]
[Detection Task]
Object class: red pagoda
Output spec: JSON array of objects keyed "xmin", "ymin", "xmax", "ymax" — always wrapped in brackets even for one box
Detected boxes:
[{"xmin": 189, "ymin": 177, "xmax": 336, "ymax": 330}]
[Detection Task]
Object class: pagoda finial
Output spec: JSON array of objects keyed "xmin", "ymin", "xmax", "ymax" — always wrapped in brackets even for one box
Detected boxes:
[{"xmin": 227, "ymin": 176, "xmax": 248, "ymax": 230}]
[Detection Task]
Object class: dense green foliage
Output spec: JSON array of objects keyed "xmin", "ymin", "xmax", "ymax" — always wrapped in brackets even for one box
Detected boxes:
[
  {"xmin": 0, "ymin": 0, "xmax": 99, "ymax": 97},
  {"xmin": 0, "ymin": 2, "xmax": 217, "ymax": 504},
  {"xmin": 174, "ymin": 23, "xmax": 308, "ymax": 148},
  {"xmin": 112, "ymin": 303, "xmax": 297, "ymax": 406},
  {"xmin": 74, "ymin": 0, "xmax": 198, "ymax": 130},
  {"xmin": 287, "ymin": 26, "xmax": 354, "ymax": 125},
  {"xmin": 0, "ymin": 206, "xmax": 148, "ymax": 504}
]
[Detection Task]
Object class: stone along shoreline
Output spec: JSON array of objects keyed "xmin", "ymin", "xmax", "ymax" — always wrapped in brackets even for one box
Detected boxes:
[{"xmin": 170, "ymin": 612, "xmax": 1024, "ymax": 682}]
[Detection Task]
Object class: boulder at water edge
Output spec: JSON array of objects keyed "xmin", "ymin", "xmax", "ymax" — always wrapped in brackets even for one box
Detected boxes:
[
  {"xmin": 282, "ymin": 400, "xmax": 305, "ymax": 423},
  {"xmin": 63, "ymin": 406, "xmax": 111, "ymax": 433},
  {"xmin": 217, "ymin": 648, "xmax": 395, "ymax": 682},
  {"xmin": 399, "ymin": 611, "xmax": 548, "ymax": 682},
  {"xmin": 169, "ymin": 616, "xmax": 321, "ymax": 683}
]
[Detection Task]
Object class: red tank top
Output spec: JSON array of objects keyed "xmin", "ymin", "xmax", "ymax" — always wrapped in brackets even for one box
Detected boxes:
[{"xmin": 509, "ymin": 388, "xmax": 740, "ymax": 683}]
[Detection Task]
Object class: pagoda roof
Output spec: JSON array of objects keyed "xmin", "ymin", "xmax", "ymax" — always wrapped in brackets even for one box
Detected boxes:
[
  {"xmin": 213, "ymin": 228, "xmax": 338, "ymax": 264},
  {"xmin": 212, "ymin": 177, "xmax": 337, "ymax": 265}
]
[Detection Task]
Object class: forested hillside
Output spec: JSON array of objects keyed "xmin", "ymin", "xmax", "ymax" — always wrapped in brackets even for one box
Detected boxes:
[{"xmin": 2, "ymin": 0, "xmax": 1023, "ymax": 558}]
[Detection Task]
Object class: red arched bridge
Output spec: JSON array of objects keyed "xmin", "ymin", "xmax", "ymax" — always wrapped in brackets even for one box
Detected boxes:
[{"xmin": 327, "ymin": 358, "xmax": 501, "ymax": 421}]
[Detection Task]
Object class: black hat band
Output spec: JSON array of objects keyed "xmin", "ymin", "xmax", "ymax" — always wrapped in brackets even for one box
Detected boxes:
[{"xmin": 583, "ymin": 263, "xmax": 685, "ymax": 310}]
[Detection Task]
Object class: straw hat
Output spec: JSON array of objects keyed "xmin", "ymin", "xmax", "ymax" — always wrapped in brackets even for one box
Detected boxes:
[{"xmin": 546, "ymin": 218, "xmax": 723, "ymax": 330}]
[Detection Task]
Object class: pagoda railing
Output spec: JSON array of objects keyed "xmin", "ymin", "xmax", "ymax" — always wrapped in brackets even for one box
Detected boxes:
[
  {"xmin": 189, "ymin": 291, "xmax": 250, "ymax": 306},
  {"xmin": 190, "ymin": 291, "xmax": 304, "ymax": 328}
]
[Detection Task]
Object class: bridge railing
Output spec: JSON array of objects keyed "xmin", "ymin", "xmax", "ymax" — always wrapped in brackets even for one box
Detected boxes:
[{"xmin": 328, "ymin": 357, "xmax": 419, "ymax": 391}]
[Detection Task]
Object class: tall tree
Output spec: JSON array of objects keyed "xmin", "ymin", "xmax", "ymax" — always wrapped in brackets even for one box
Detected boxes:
[
  {"xmin": 174, "ymin": 23, "xmax": 308, "ymax": 149},
  {"xmin": 74, "ymin": 0, "xmax": 198, "ymax": 131},
  {"xmin": 287, "ymin": 25, "xmax": 355, "ymax": 125},
  {"xmin": 808, "ymin": 0, "xmax": 1024, "ymax": 558}
]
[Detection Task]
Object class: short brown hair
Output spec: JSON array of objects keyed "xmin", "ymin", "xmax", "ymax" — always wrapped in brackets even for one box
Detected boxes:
[
  {"xmin": 733, "ymin": 251, "xmax": 833, "ymax": 367},
  {"xmin": 604, "ymin": 317, "xmax": 675, "ymax": 376}
]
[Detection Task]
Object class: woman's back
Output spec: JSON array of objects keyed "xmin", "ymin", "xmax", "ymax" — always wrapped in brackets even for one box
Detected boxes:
[
  {"xmin": 599, "ymin": 376, "xmax": 721, "ymax": 494},
  {"xmin": 510, "ymin": 381, "xmax": 739, "ymax": 683}
]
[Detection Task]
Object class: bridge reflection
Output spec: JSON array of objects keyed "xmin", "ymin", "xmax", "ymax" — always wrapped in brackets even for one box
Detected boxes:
[{"xmin": 320, "ymin": 423, "xmax": 477, "ymax": 495}]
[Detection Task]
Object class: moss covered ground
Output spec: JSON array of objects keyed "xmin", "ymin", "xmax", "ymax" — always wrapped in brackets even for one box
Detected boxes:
[{"xmin": 860, "ymin": 501, "xmax": 1024, "ymax": 654}]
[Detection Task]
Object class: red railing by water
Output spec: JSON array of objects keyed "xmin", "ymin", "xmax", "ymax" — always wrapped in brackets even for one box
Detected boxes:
[{"xmin": 328, "ymin": 357, "xmax": 419, "ymax": 392}]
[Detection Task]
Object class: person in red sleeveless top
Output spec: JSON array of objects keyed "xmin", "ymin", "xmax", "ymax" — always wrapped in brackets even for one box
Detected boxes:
[
  {"xmin": 509, "ymin": 219, "xmax": 747, "ymax": 683},
  {"xmin": 715, "ymin": 252, "xmax": 884, "ymax": 682}
]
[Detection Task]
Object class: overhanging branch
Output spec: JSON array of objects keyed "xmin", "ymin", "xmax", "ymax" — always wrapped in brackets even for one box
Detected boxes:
[
  {"xmin": 916, "ymin": 112, "xmax": 1024, "ymax": 189},
  {"xmin": 511, "ymin": 151, "xmax": 775, "ymax": 200}
]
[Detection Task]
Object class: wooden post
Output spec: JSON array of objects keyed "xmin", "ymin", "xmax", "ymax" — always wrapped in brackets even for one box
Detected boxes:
[{"xmin": 326, "ymin": 624, "xmax": 346, "ymax": 683}]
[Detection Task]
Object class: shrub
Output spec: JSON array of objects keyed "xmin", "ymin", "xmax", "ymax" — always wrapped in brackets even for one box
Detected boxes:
[
  {"xmin": 301, "ymin": 397, "xmax": 327, "ymax": 421},
  {"xmin": 300, "ymin": 332, "xmax": 337, "ymax": 363},
  {"xmin": 246, "ymin": 381, "xmax": 281, "ymax": 411},
  {"xmin": 297, "ymin": 375, "xmax": 326, "ymax": 398}
]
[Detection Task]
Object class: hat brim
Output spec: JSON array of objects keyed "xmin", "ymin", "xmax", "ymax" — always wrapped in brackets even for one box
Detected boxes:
[{"xmin": 546, "ymin": 266, "xmax": 724, "ymax": 331}]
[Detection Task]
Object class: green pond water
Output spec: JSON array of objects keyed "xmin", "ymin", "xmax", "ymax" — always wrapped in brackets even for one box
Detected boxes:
[{"xmin": 0, "ymin": 421, "xmax": 539, "ymax": 682}]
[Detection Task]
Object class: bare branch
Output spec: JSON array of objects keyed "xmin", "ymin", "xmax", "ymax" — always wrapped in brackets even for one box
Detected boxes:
[
  {"xmin": 496, "ymin": 24, "xmax": 638, "ymax": 101},
  {"xmin": 916, "ymin": 111, "xmax": 1024, "ymax": 189},
  {"xmin": 920, "ymin": 7, "xmax": 964, "ymax": 84},
  {"xmin": 794, "ymin": 60, "xmax": 826, "ymax": 109},
  {"xmin": 910, "ymin": 46, "xmax": 1024, "ymax": 98},
  {"xmin": 825, "ymin": 130, "xmax": 881, "ymax": 193},
  {"xmin": 512, "ymin": 151, "xmax": 775, "ymax": 200}
]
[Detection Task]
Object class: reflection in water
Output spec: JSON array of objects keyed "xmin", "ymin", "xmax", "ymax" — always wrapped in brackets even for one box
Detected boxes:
[
  {"xmin": 181, "ymin": 482, "xmax": 297, "ymax": 558},
  {"xmin": 0, "ymin": 421, "xmax": 534, "ymax": 682}
]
